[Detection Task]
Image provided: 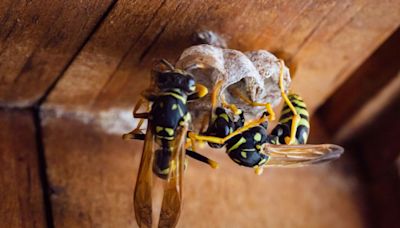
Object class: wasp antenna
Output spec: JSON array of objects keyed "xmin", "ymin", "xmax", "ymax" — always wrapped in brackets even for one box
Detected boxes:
[
  {"xmin": 160, "ymin": 59, "xmax": 175, "ymax": 71},
  {"xmin": 185, "ymin": 63, "xmax": 208, "ymax": 72}
]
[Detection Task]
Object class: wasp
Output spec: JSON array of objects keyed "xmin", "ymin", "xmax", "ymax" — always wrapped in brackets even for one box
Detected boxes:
[
  {"xmin": 123, "ymin": 59, "xmax": 219, "ymax": 228},
  {"xmin": 191, "ymin": 59, "xmax": 343, "ymax": 175}
]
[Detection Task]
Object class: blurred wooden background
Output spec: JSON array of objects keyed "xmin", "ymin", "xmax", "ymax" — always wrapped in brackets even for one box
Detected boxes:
[{"xmin": 0, "ymin": 0, "xmax": 399, "ymax": 227}]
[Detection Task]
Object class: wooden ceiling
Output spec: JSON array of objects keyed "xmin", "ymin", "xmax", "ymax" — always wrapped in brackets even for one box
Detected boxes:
[
  {"xmin": 0, "ymin": 0, "xmax": 399, "ymax": 227},
  {"xmin": 0, "ymin": 0, "xmax": 398, "ymax": 113}
]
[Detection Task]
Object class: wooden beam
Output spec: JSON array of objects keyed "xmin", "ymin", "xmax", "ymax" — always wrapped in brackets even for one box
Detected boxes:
[
  {"xmin": 318, "ymin": 28, "xmax": 400, "ymax": 136},
  {"xmin": 41, "ymin": 113, "xmax": 365, "ymax": 227},
  {"xmin": 334, "ymin": 73, "xmax": 400, "ymax": 142},
  {"xmin": 0, "ymin": 110, "xmax": 46, "ymax": 227},
  {"xmin": 344, "ymin": 93, "xmax": 400, "ymax": 228},
  {"xmin": 289, "ymin": 1, "xmax": 400, "ymax": 112},
  {"xmin": 43, "ymin": 0, "xmax": 400, "ymax": 115},
  {"xmin": 0, "ymin": 0, "xmax": 115, "ymax": 107}
]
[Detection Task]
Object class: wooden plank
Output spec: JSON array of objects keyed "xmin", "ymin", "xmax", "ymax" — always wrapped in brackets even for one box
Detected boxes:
[
  {"xmin": 333, "ymin": 73, "xmax": 400, "ymax": 142},
  {"xmin": 44, "ymin": 0, "xmax": 400, "ymax": 114},
  {"xmin": 42, "ymin": 113, "xmax": 365, "ymax": 227},
  {"xmin": 344, "ymin": 93, "xmax": 400, "ymax": 228},
  {"xmin": 318, "ymin": 28, "xmax": 400, "ymax": 136},
  {"xmin": 42, "ymin": 115, "xmax": 138, "ymax": 227},
  {"xmin": 0, "ymin": 0, "xmax": 115, "ymax": 107},
  {"xmin": 289, "ymin": 0, "xmax": 400, "ymax": 112},
  {"xmin": 0, "ymin": 109, "xmax": 46, "ymax": 227}
]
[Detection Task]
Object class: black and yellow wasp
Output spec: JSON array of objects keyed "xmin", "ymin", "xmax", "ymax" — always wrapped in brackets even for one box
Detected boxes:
[
  {"xmin": 123, "ymin": 59, "xmax": 219, "ymax": 228},
  {"xmin": 192, "ymin": 59, "xmax": 344, "ymax": 175}
]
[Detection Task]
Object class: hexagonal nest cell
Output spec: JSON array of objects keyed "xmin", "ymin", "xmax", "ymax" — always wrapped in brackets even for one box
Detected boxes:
[{"xmin": 176, "ymin": 44, "xmax": 291, "ymax": 124}]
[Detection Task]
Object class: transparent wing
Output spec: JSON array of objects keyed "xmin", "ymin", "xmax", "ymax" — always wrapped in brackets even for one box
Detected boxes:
[
  {"xmin": 158, "ymin": 124, "xmax": 188, "ymax": 228},
  {"xmin": 134, "ymin": 122, "xmax": 155, "ymax": 227},
  {"xmin": 262, "ymin": 144, "xmax": 344, "ymax": 167}
]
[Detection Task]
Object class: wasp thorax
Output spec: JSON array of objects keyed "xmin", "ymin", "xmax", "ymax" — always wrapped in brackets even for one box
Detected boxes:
[{"xmin": 155, "ymin": 71, "xmax": 196, "ymax": 94}]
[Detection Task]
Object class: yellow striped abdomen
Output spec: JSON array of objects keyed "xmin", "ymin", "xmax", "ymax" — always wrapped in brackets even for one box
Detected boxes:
[{"xmin": 269, "ymin": 94, "xmax": 310, "ymax": 145}]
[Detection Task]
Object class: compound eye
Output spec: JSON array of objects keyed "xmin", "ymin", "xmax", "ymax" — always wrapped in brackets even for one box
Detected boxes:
[
  {"xmin": 188, "ymin": 78, "xmax": 196, "ymax": 92},
  {"xmin": 215, "ymin": 107, "xmax": 225, "ymax": 115},
  {"xmin": 174, "ymin": 75, "xmax": 183, "ymax": 84},
  {"xmin": 217, "ymin": 125, "xmax": 230, "ymax": 138},
  {"xmin": 277, "ymin": 128, "xmax": 283, "ymax": 136},
  {"xmin": 158, "ymin": 76, "xmax": 167, "ymax": 84}
]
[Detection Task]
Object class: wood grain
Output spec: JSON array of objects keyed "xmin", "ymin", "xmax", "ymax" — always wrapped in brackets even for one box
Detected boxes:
[
  {"xmin": 42, "ymin": 113, "xmax": 365, "ymax": 227},
  {"xmin": 0, "ymin": 1, "xmax": 397, "ymax": 227},
  {"xmin": 318, "ymin": 28, "xmax": 400, "ymax": 136},
  {"xmin": 44, "ymin": 0, "xmax": 400, "ymax": 114},
  {"xmin": 0, "ymin": 110, "xmax": 46, "ymax": 227},
  {"xmin": 344, "ymin": 93, "xmax": 400, "ymax": 228},
  {"xmin": 37, "ymin": 2, "xmax": 399, "ymax": 225},
  {"xmin": 288, "ymin": 0, "xmax": 400, "ymax": 112},
  {"xmin": 332, "ymin": 72, "xmax": 400, "ymax": 142},
  {"xmin": 0, "ymin": 0, "xmax": 115, "ymax": 107}
]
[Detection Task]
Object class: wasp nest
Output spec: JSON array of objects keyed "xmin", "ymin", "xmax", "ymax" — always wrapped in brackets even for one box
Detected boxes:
[{"xmin": 176, "ymin": 44, "xmax": 291, "ymax": 123}]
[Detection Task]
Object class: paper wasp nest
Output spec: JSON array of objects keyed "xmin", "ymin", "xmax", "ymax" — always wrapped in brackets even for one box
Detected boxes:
[{"xmin": 176, "ymin": 44, "xmax": 291, "ymax": 122}]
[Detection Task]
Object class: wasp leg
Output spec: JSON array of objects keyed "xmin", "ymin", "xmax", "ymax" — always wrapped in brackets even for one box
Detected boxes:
[
  {"xmin": 254, "ymin": 165, "xmax": 264, "ymax": 175},
  {"xmin": 229, "ymin": 87, "xmax": 275, "ymax": 121},
  {"xmin": 221, "ymin": 112, "xmax": 269, "ymax": 141},
  {"xmin": 133, "ymin": 113, "xmax": 149, "ymax": 119},
  {"xmin": 187, "ymin": 89, "xmax": 268, "ymax": 145},
  {"xmin": 188, "ymin": 132, "xmax": 225, "ymax": 145},
  {"xmin": 206, "ymin": 79, "xmax": 242, "ymax": 126},
  {"xmin": 188, "ymin": 83, "xmax": 208, "ymax": 100},
  {"xmin": 122, "ymin": 125, "xmax": 148, "ymax": 140},
  {"xmin": 123, "ymin": 97, "xmax": 151, "ymax": 140},
  {"xmin": 187, "ymin": 131, "xmax": 206, "ymax": 151},
  {"xmin": 199, "ymin": 113, "xmax": 209, "ymax": 134},
  {"xmin": 128, "ymin": 133, "xmax": 218, "ymax": 169},
  {"xmin": 186, "ymin": 150, "xmax": 219, "ymax": 169},
  {"xmin": 122, "ymin": 132, "xmax": 146, "ymax": 140},
  {"xmin": 221, "ymin": 94, "xmax": 242, "ymax": 115},
  {"xmin": 211, "ymin": 80, "xmax": 223, "ymax": 111},
  {"xmin": 140, "ymin": 89, "xmax": 158, "ymax": 102},
  {"xmin": 133, "ymin": 92, "xmax": 153, "ymax": 120},
  {"xmin": 190, "ymin": 133, "xmax": 198, "ymax": 151},
  {"xmin": 188, "ymin": 114, "xmax": 269, "ymax": 145},
  {"xmin": 132, "ymin": 96, "xmax": 151, "ymax": 116},
  {"xmin": 160, "ymin": 58, "xmax": 175, "ymax": 70},
  {"xmin": 277, "ymin": 59, "xmax": 300, "ymax": 145},
  {"xmin": 123, "ymin": 113, "xmax": 150, "ymax": 140}
]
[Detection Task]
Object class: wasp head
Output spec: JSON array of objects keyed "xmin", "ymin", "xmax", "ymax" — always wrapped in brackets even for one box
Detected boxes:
[{"xmin": 153, "ymin": 59, "xmax": 196, "ymax": 93}]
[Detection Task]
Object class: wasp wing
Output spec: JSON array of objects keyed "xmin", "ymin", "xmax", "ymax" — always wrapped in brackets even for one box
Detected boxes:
[
  {"xmin": 134, "ymin": 122, "xmax": 155, "ymax": 227},
  {"xmin": 262, "ymin": 144, "xmax": 344, "ymax": 167},
  {"xmin": 158, "ymin": 124, "xmax": 188, "ymax": 228}
]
